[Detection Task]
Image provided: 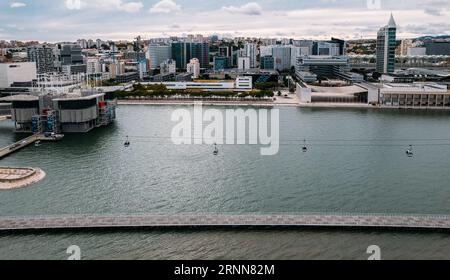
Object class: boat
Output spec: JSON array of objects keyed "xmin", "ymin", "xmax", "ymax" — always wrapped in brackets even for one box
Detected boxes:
[
  {"xmin": 124, "ymin": 136, "xmax": 130, "ymax": 147},
  {"xmin": 35, "ymin": 141, "xmax": 41, "ymax": 147}
]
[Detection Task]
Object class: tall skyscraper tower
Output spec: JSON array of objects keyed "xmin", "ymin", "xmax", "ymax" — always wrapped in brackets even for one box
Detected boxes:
[
  {"xmin": 376, "ymin": 14, "xmax": 397, "ymax": 74},
  {"xmin": 244, "ymin": 43, "xmax": 257, "ymax": 68}
]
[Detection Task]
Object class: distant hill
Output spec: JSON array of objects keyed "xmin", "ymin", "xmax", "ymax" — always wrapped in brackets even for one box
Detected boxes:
[{"xmin": 416, "ymin": 35, "xmax": 450, "ymax": 41}]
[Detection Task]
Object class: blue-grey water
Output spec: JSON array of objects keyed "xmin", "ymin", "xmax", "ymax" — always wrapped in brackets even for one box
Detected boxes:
[{"xmin": 1, "ymin": 105, "xmax": 450, "ymax": 260}]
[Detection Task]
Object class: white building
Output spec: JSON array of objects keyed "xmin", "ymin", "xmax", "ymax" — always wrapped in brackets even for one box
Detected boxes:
[
  {"xmin": 86, "ymin": 58, "xmax": 101, "ymax": 74},
  {"xmin": 147, "ymin": 44, "xmax": 172, "ymax": 69},
  {"xmin": 187, "ymin": 58, "xmax": 200, "ymax": 79},
  {"xmin": 235, "ymin": 76, "xmax": 252, "ymax": 90},
  {"xmin": 244, "ymin": 43, "xmax": 257, "ymax": 68},
  {"xmin": 260, "ymin": 46, "xmax": 273, "ymax": 57},
  {"xmin": 0, "ymin": 62, "xmax": 37, "ymax": 88},
  {"xmin": 160, "ymin": 59, "xmax": 176, "ymax": 75},
  {"xmin": 238, "ymin": 57, "xmax": 251, "ymax": 70},
  {"xmin": 407, "ymin": 47, "xmax": 427, "ymax": 56},
  {"xmin": 379, "ymin": 83, "xmax": 450, "ymax": 108}
]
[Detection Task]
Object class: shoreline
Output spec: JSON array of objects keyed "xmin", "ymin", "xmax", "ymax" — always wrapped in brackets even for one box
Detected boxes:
[
  {"xmin": 117, "ymin": 100, "xmax": 450, "ymax": 111},
  {"xmin": 117, "ymin": 100, "xmax": 299, "ymax": 107}
]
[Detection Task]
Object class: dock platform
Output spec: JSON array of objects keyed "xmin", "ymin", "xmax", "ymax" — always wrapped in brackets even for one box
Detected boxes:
[
  {"xmin": 0, "ymin": 133, "xmax": 64, "ymax": 159},
  {"xmin": 0, "ymin": 214, "xmax": 450, "ymax": 231}
]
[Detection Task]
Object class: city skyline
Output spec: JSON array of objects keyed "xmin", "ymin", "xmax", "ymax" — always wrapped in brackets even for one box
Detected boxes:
[{"xmin": 0, "ymin": 0, "xmax": 449, "ymax": 42}]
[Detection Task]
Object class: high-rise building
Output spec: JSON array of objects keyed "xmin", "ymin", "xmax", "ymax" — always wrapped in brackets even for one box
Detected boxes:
[
  {"xmin": 260, "ymin": 46, "xmax": 273, "ymax": 57},
  {"xmin": 147, "ymin": 44, "xmax": 172, "ymax": 69},
  {"xmin": 86, "ymin": 58, "xmax": 101, "ymax": 74},
  {"xmin": 76, "ymin": 39, "xmax": 88, "ymax": 49},
  {"xmin": 27, "ymin": 45, "xmax": 55, "ymax": 74},
  {"xmin": 213, "ymin": 57, "xmax": 230, "ymax": 71},
  {"xmin": 260, "ymin": 56, "xmax": 274, "ymax": 70},
  {"xmin": 272, "ymin": 46, "xmax": 292, "ymax": 71},
  {"xmin": 218, "ymin": 46, "xmax": 230, "ymax": 58},
  {"xmin": 171, "ymin": 42, "xmax": 209, "ymax": 69},
  {"xmin": 160, "ymin": 59, "xmax": 176, "ymax": 75},
  {"xmin": 53, "ymin": 44, "xmax": 84, "ymax": 72},
  {"xmin": 238, "ymin": 57, "xmax": 250, "ymax": 70},
  {"xmin": 244, "ymin": 43, "xmax": 257, "ymax": 68},
  {"xmin": 376, "ymin": 14, "xmax": 397, "ymax": 74},
  {"xmin": 187, "ymin": 58, "xmax": 200, "ymax": 79},
  {"xmin": 313, "ymin": 42, "xmax": 341, "ymax": 56}
]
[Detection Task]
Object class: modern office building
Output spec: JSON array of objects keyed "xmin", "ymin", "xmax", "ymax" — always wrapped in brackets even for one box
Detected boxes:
[
  {"xmin": 27, "ymin": 45, "xmax": 55, "ymax": 74},
  {"xmin": 295, "ymin": 56, "xmax": 363, "ymax": 83},
  {"xmin": 213, "ymin": 57, "xmax": 230, "ymax": 71},
  {"xmin": 147, "ymin": 44, "xmax": 172, "ymax": 69},
  {"xmin": 62, "ymin": 64, "xmax": 87, "ymax": 76},
  {"xmin": 376, "ymin": 14, "xmax": 397, "ymax": 73},
  {"xmin": 407, "ymin": 47, "xmax": 427, "ymax": 56},
  {"xmin": 59, "ymin": 44, "xmax": 83, "ymax": 65},
  {"xmin": 123, "ymin": 51, "xmax": 146, "ymax": 62},
  {"xmin": 260, "ymin": 46, "xmax": 273, "ymax": 57},
  {"xmin": 86, "ymin": 58, "xmax": 101, "ymax": 74},
  {"xmin": 260, "ymin": 56, "xmax": 275, "ymax": 70},
  {"xmin": 272, "ymin": 46, "xmax": 292, "ymax": 71},
  {"xmin": 244, "ymin": 43, "xmax": 257, "ymax": 68},
  {"xmin": 187, "ymin": 58, "xmax": 200, "ymax": 79},
  {"xmin": 313, "ymin": 42, "xmax": 341, "ymax": 56},
  {"xmin": 424, "ymin": 41, "xmax": 450, "ymax": 56},
  {"xmin": 330, "ymin": 38, "xmax": 346, "ymax": 56},
  {"xmin": 0, "ymin": 62, "xmax": 37, "ymax": 88},
  {"xmin": 218, "ymin": 46, "xmax": 231, "ymax": 58},
  {"xmin": 171, "ymin": 42, "xmax": 209, "ymax": 69}
]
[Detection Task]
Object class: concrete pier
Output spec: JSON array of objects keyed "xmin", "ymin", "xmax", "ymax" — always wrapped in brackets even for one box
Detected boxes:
[
  {"xmin": 0, "ymin": 214, "xmax": 450, "ymax": 231},
  {"xmin": 0, "ymin": 133, "xmax": 64, "ymax": 159}
]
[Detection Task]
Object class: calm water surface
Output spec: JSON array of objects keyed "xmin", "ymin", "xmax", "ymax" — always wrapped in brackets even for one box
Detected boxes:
[{"xmin": 0, "ymin": 105, "xmax": 450, "ymax": 259}]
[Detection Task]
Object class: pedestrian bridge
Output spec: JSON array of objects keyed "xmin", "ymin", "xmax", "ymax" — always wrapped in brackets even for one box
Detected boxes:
[{"xmin": 0, "ymin": 213, "xmax": 450, "ymax": 231}]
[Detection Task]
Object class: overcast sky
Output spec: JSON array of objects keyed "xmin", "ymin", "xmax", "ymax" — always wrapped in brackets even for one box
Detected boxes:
[{"xmin": 0, "ymin": 0, "xmax": 449, "ymax": 42}]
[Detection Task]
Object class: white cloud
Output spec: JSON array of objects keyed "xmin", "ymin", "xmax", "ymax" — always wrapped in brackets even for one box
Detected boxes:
[
  {"xmin": 120, "ymin": 2, "xmax": 144, "ymax": 13},
  {"xmin": 65, "ymin": 0, "xmax": 143, "ymax": 13},
  {"xmin": 222, "ymin": 2, "xmax": 263, "ymax": 16},
  {"xmin": 10, "ymin": 2, "xmax": 27, "ymax": 8},
  {"xmin": 150, "ymin": 0, "xmax": 181, "ymax": 14}
]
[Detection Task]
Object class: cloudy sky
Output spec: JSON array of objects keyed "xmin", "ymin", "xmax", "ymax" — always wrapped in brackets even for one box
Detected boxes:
[{"xmin": 0, "ymin": 0, "xmax": 449, "ymax": 42}]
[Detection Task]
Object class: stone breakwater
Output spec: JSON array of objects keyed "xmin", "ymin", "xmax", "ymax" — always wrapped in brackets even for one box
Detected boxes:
[{"xmin": 0, "ymin": 167, "xmax": 46, "ymax": 190}]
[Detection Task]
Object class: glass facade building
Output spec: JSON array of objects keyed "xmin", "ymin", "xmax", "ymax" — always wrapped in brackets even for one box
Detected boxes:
[
  {"xmin": 213, "ymin": 57, "xmax": 230, "ymax": 71},
  {"xmin": 376, "ymin": 14, "xmax": 397, "ymax": 74},
  {"xmin": 171, "ymin": 42, "xmax": 210, "ymax": 70},
  {"xmin": 260, "ymin": 56, "xmax": 274, "ymax": 70}
]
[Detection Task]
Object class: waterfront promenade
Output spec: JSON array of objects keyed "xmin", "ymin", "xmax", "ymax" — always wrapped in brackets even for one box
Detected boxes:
[{"xmin": 1, "ymin": 214, "xmax": 450, "ymax": 231}]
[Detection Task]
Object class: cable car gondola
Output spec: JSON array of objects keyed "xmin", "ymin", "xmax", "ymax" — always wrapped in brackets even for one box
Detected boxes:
[
  {"xmin": 124, "ymin": 136, "xmax": 130, "ymax": 147},
  {"xmin": 406, "ymin": 145, "xmax": 413, "ymax": 157}
]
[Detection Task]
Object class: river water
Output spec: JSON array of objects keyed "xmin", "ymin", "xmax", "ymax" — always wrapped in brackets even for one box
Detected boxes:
[{"xmin": 0, "ymin": 105, "xmax": 449, "ymax": 260}]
